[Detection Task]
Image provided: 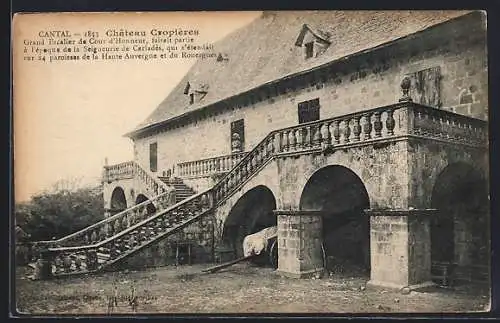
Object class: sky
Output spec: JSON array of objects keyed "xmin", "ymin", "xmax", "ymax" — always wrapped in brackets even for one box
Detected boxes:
[{"xmin": 13, "ymin": 11, "xmax": 261, "ymax": 202}]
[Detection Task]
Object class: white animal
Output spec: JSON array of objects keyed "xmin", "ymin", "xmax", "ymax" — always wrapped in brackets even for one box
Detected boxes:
[{"xmin": 242, "ymin": 226, "xmax": 277, "ymax": 257}]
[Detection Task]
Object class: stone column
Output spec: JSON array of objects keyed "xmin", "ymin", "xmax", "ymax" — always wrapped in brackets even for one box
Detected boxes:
[
  {"xmin": 366, "ymin": 208, "xmax": 436, "ymax": 291},
  {"xmin": 274, "ymin": 210, "xmax": 324, "ymax": 278}
]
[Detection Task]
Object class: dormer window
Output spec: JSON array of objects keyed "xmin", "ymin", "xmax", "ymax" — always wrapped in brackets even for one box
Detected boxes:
[
  {"xmin": 295, "ymin": 24, "xmax": 331, "ymax": 60},
  {"xmin": 305, "ymin": 42, "xmax": 314, "ymax": 59},
  {"xmin": 184, "ymin": 82, "xmax": 208, "ymax": 105}
]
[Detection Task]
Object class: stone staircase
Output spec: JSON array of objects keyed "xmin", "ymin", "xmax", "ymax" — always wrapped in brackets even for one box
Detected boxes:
[
  {"xmin": 158, "ymin": 177, "xmax": 196, "ymax": 204},
  {"xmin": 31, "ymin": 190, "xmax": 212, "ymax": 278},
  {"xmin": 30, "ymin": 102, "xmax": 488, "ymax": 279}
]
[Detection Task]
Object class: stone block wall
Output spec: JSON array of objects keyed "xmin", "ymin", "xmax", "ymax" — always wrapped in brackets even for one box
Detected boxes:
[
  {"xmin": 408, "ymin": 215, "xmax": 431, "ymax": 285},
  {"xmin": 370, "ymin": 216, "xmax": 409, "ymax": 287},
  {"xmin": 277, "ymin": 213, "xmax": 323, "ymax": 277},
  {"xmin": 114, "ymin": 213, "xmax": 214, "ymax": 270}
]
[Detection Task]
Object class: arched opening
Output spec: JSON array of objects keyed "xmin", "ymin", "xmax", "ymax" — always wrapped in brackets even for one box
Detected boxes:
[
  {"xmin": 300, "ymin": 165, "xmax": 370, "ymax": 276},
  {"xmin": 222, "ymin": 185, "xmax": 277, "ymax": 265},
  {"xmin": 110, "ymin": 187, "xmax": 127, "ymax": 215},
  {"xmin": 431, "ymin": 162, "xmax": 489, "ymax": 284},
  {"xmin": 136, "ymin": 194, "xmax": 157, "ymax": 214}
]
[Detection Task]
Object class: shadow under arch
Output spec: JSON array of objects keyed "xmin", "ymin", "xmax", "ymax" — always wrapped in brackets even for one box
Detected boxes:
[
  {"xmin": 135, "ymin": 193, "xmax": 157, "ymax": 214},
  {"xmin": 299, "ymin": 165, "xmax": 371, "ymax": 275},
  {"xmin": 222, "ymin": 185, "xmax": 277, "ymax": 261},
  {"xmin": 110, "ymin": 186, "xmax": 127, "ymax": 215},
  {"xmin": 430, "ymin": 162, "xmax": 489, "ymax": 284}
]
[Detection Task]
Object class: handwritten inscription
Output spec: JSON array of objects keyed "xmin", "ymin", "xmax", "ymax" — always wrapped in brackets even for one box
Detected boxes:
[{"xmin": 21, "ymin": 28, "xmax": 216, "ymax": 63}]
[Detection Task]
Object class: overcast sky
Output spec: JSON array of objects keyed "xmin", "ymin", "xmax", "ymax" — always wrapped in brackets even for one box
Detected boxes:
[{"xmin": 14, "ymin": 12, "xmax": 261, "ymax": 202}]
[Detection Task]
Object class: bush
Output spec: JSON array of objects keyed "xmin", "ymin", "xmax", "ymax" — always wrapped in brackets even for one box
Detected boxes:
[{"xmin": 15, "ymin": 184, "xmax": 105, "ymax": 242}]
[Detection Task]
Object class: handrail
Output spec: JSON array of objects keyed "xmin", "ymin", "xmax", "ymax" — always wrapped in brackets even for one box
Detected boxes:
[
  {"xmin": 177, "ymin": 151, "xmax": 248, "ymax": 177},
  {"xmin": 35, "ymin": 190, "xmax": 172, "ymax": 247},
  {"xmin": 41, "ymin": 101, "xmax": 487, "ymax": 277},
  {"xmin": 48, "ymin": 189, "xmax": 211, "ymax": 252}
]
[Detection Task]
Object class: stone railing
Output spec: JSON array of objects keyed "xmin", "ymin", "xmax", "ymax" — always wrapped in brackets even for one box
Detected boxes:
[
  {"xmin": 33, "ymin": 101, "xmax": 487, "ymax": 278},
  {"xmin": 32, "ymin": 190, "xmax": 175, "ymax": 255},
  {"xmin": 177, "ymin": 152, "xmax": 248, "ymax": 178},
  {"xmin": 44, "ymin": 190, "xmax": 212, "ymax": 277},
  {"xmin": 409, "ymin": 104, "xmax": 487, "ymax": 146},
  {"xmin": 103, "ymin": 161, "xmax": 169, "ymax": 196},
  {"xmin": 212, "ymin": 102, "xmax": 487, "ymax": 205},
  {"xmin": 102, "ymin": 161, "xmax": 134, "ymax": 182}
]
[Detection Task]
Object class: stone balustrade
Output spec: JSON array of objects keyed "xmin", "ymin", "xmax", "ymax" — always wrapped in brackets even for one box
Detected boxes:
[
  {"xmin": 212, "ymin": 102, "xmax": 487, "ymax": 205},
  {"xmin": 33, "ymin": 101, "xmax": 487, "ymax": 279},
  {"xmin": 102, "ymin": 161, "xmax": 134, "ymax": 182},
  {"xmin": 44, "ymin": 190, "xmax": 213, "ymax": 277},
  {"xmin": 32, "ymin": 190, "xmax": 174, "ymax": 254},
  {"xmin": 103, "ymin": 161, "xmax": 169, "ymax": 196},
  {"xmin": 177, "ymin": 152, "xmax": 248, "ymax": 178}
]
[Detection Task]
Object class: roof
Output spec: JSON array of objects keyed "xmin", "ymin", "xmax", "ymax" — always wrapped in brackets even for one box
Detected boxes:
[{"xmin": 129, "ymin": 10, "xmax": 473, "ymax": 137}]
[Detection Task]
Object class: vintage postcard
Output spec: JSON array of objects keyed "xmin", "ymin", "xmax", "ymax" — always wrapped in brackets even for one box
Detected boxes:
[{"xmin": 12, "ymin": 10, "xmax": 490, "ymax": 315}]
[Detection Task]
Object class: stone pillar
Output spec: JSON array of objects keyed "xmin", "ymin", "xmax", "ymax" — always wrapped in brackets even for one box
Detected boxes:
[
  {"xmin": 275, "ymin": 210, "xmax": 324, "ymax": 278},
  {"xmin": 366, "ymin": 209, "xmax": 436, "ymax": 291}
]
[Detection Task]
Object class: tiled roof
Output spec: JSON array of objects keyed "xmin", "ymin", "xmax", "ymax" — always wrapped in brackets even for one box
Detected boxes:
[{"xmin": 130, "ymin": 10, "xmax": 472, "ymax": 135}]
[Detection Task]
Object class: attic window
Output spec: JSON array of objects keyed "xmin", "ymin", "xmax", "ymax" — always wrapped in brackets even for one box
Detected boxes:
[
  {"xmin": 185, "ymin": 82, "xmax": 209, "ymax": 105},
  {"xmin": 305, "ymin": 42, "xmax": 314, "ymax": 59},
  {"xmin": 295, "ymin": 24, "xmax": 331, "ymax": 60}
]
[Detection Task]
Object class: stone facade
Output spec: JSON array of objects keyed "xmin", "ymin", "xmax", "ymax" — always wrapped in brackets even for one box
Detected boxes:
[
  {"xmin": 93, "ymin": 12, "xmax": 489, "ymax": 290},
  {"xmin": 131, "ymin": 13, "xmax": 487, "ymax": 183}
]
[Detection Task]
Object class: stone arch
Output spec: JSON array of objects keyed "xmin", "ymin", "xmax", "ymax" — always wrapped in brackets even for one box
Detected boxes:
[
  {"xmin": 135, "ymin": 193, "xmax": 157, "ymax": 214},
  {"xmin": 299, "ymin": 165, "xmax": 371, "ymax": 275},
  {"xmin": 221, "ymin": 185, "xmax": 277, "ymax": 260},
  {"xmin": 110, "ymin": 186, "xmax": 127, "ymax": 214},
  {"xmin": 430, "ymin": 161, "xmax": 489, "ymax": 282}
]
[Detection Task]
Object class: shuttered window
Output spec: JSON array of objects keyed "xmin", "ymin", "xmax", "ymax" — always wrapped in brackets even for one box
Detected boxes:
[
  {"xmin": 298, "ymin": 98, "xmax": 320, "ymax": 124},
  {"xmin": 150, "ymin": 142, "xmax": 157, "ymax": 172}
]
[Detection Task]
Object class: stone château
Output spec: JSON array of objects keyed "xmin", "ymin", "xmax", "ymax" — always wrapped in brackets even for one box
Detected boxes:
[{"xmin": 35, "ymin": 11, "xmax": 489, "ymax": 291}]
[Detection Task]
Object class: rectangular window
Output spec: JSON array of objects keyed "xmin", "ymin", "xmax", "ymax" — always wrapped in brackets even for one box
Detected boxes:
[
  {"xmin": 298, "ymin": 98, "xmax": 320, "ymax": 124},
  {"xmin": 305, "ymin": 42, "xmax": 314, "ymax": 59},
  {"xmin": 230, "ymin": 119, "xmax": 245, "ymax": 153},
  {"xmin": 149, "ymin": 142, "xmax": 157, "ymax": 172},
  {"xmin": 189, "ymin": 93, "xmax": 194, "ymax": 105}
]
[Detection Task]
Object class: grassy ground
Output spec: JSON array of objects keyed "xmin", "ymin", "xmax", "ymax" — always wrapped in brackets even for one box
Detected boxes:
[{"xmin": 14, "ymin": 263, "xmax": 490, "ymax": 315}]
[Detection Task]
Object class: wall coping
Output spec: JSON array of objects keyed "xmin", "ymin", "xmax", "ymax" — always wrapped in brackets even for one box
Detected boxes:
[
  {"xmin": 273, "ymin": 210, "xmax": 327, "ymax": 216},
  {"xmin": 364, "ymin": 208, "xmax": 438, "ymax": 216}
]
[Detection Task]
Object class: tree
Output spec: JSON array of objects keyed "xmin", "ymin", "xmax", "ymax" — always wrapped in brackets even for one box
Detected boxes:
[{"xmin": 15, "ymin": 180, "xmax": 105, "ymax": 242}]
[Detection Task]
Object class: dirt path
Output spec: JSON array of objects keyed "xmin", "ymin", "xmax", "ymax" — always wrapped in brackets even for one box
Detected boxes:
[{"xmin": 14, "ymin": 264, "xmax": 490, "ymax": 314}]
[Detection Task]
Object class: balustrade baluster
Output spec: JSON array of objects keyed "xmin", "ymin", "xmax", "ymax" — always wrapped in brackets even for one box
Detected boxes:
[
  {"xmin": 235, "ymin": 168, "xmax": 241, "ymax": 185},
  {"xmin": 282, "ymin": 130, "xmax": 289, "ymax": 151},
  {"xmin": 246, "ymin": 157, "xmax": 252, "ymax": 174},
  {"xmin": 321, "ymin": 122, "xmax": 331, "ymax": 146},
  {"xmin": 273, "ymin": 132, "xmax": 280, "ymax": 153},
  {"xmin": 363, "ymin": 113, "xmax": 373, "ymax": 140},
  {"xmin": 386, "ymin": 109, "xmax": 395, "ymax": 136},
  {"xmin": 373, "ymin": 112, "xmax": 382, "ymax": 137},
  {"xmin": 260, "ymin": 143, "xmax": 266, "ymax": 162},
  {"xmin": 333, "ymin": 120, "xmax": 341, "ymax": 144},
  {"xmin": 343, "ymin": 119, "xmax": 351, "ymax": 143},
  {"xmin": 304, "ymin": 126, "xmax": 312, "ymax": 148},
  {"xmin": 313, "ymin": 124, "xmax": 322, "ymax": 147},
  {"xmin": 240, "ymin": 162, "xmax": 247, "ymax": 180},
  {"xmin": 353, "ymin": 116, "xmax": 361, "ymax": 141}
]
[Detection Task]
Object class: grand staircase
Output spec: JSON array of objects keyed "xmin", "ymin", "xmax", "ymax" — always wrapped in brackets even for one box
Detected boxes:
[
  {"xmin": 158, "ymin": 177, "xmax": 196, "ymax": 204},
  {"xmin": 30, "ymin": 102, "xmax": 488, "ymax": 279}
]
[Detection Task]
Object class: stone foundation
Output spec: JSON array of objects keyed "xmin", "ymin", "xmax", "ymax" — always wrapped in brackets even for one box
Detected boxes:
[
  {"xmin": 366, "ymin": 209, "xmax": 435, "ymax": 290},
  {"xmin": 275, "ymin": 210, "xmax": 324, "ymax": 278}
]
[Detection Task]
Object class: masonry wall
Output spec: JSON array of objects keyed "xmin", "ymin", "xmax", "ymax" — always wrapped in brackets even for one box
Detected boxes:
[
  {"xmin": 132, "ymin": 16, "xmax": 487, "ymax": 176},
  {"xmin": 114, "ymin": 213, "xmax": 214, "ymax": 270}
]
